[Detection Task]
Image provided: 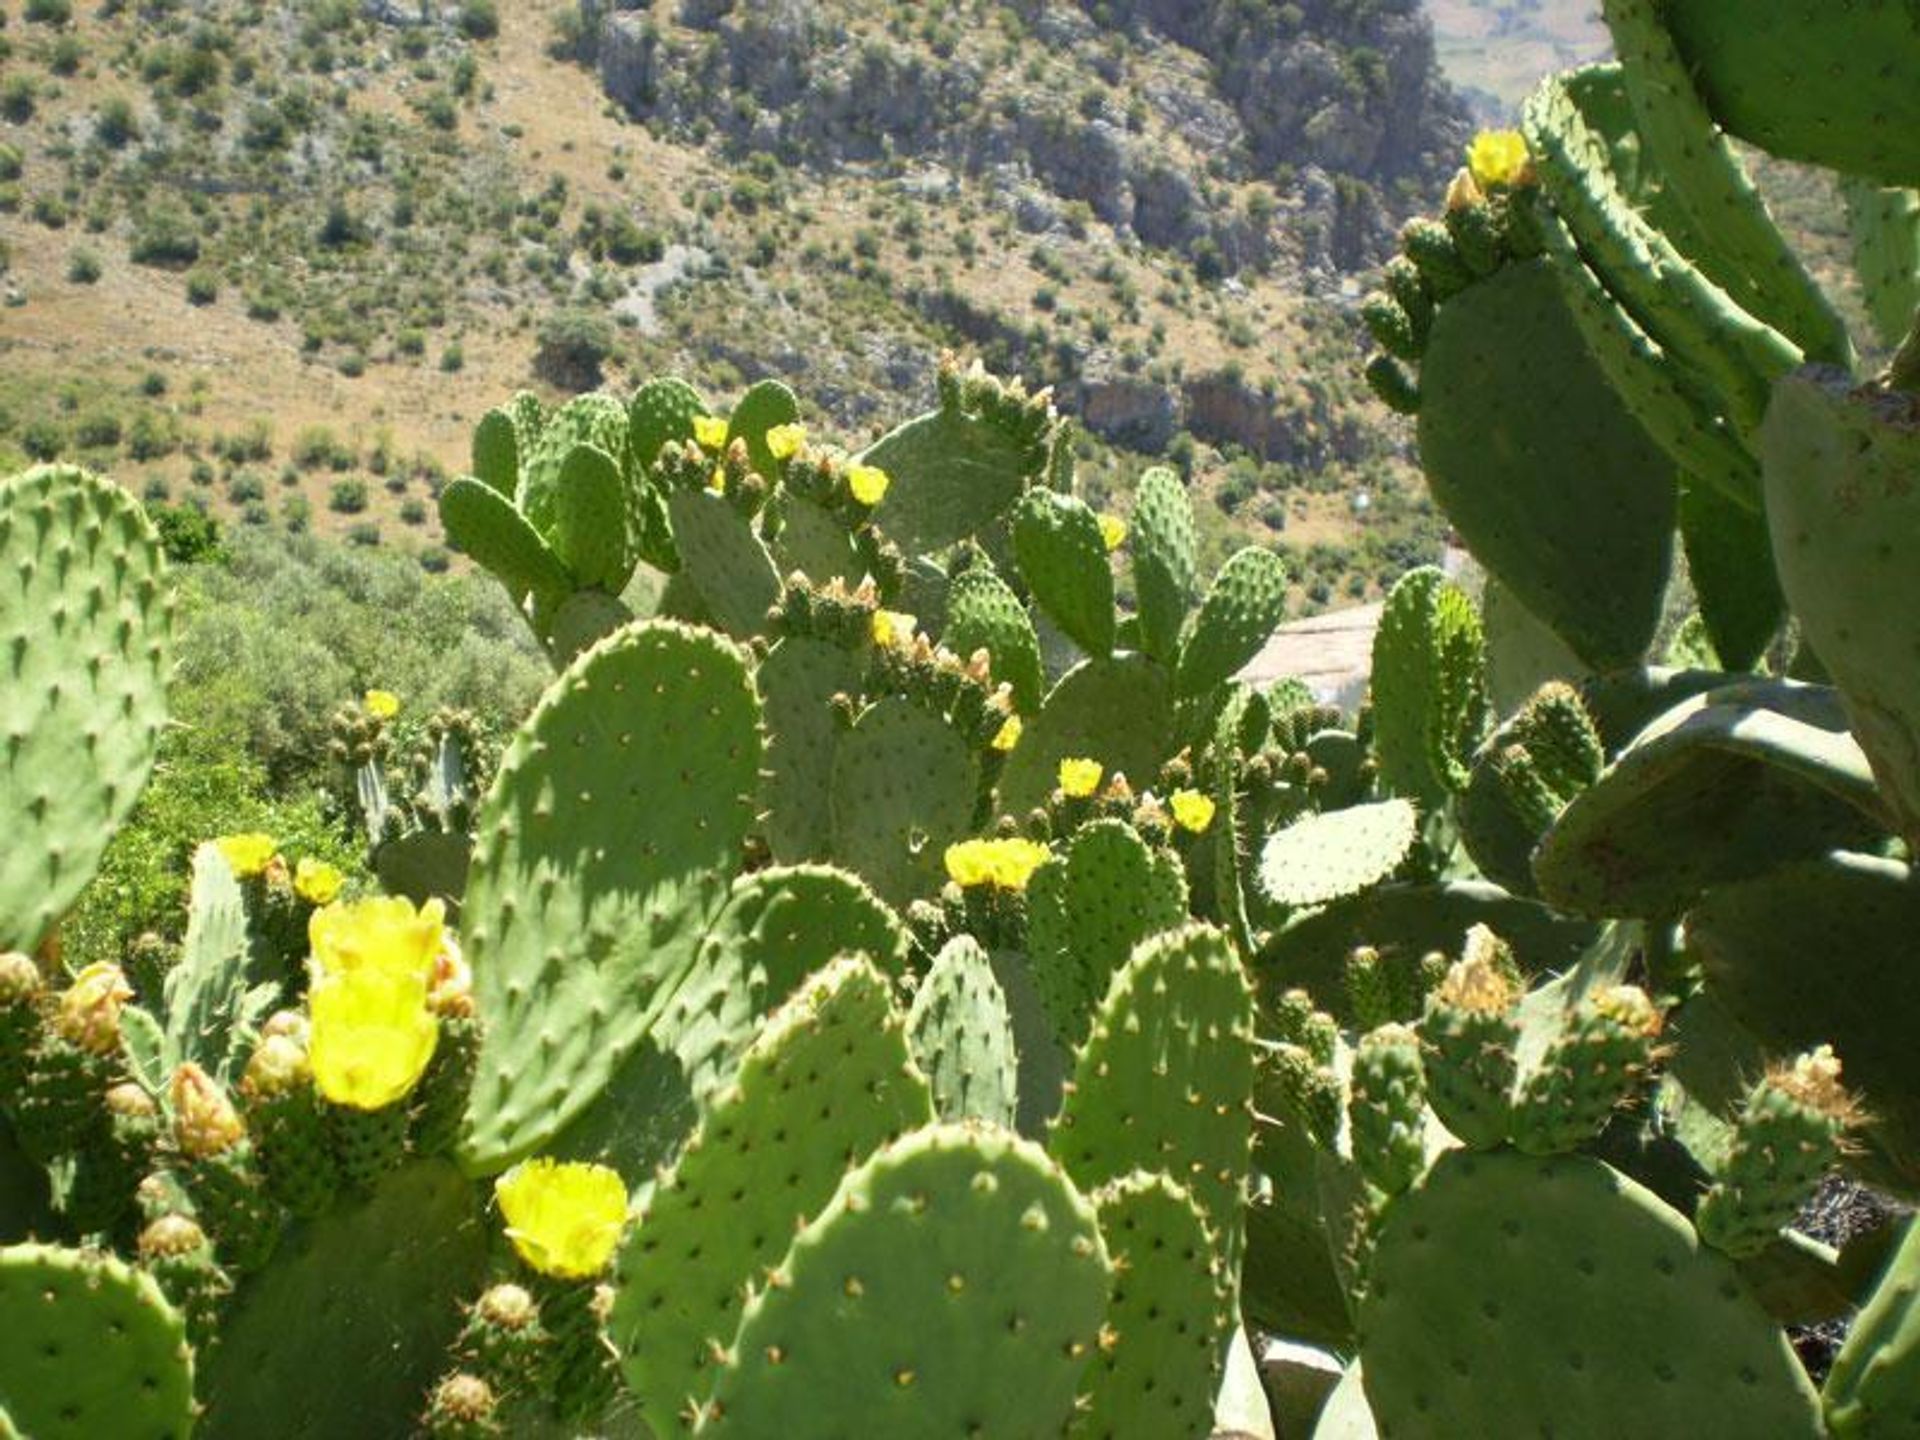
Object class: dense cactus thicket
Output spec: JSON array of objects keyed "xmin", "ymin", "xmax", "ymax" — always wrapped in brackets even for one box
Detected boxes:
[{"xmin": 3, "ymin": 5, "xmax": 1919, "ymax": 1436}]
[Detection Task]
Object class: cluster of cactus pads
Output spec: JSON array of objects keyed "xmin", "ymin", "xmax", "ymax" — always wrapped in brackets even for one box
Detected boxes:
[{"xmin": 6, "ymin": 7, "xmax": 1920, "ymax": 1435}]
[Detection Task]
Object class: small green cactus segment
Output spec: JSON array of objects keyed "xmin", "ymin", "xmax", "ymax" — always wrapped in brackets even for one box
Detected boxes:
[
  {"xmin": 1128, "ymin": 466, "xmax": 1197, "ymax": 666},
  {"xmin": 0, "ymin": 465, "xmax": 173, "ymax": 953},
  {"xmin": 1359, "ymin": 1149, "xmax": 1823, "ymax": 1439},
  {"xmin": 1348, "ymin": 1025, "xmax": 1428, "ymax": 1197},
  {"xmin": 1459, "ymin": 681, "xmax": 1604, "ymax": 897},
  {"xmin": 1656, "ymin": 1, "xmax": 1920, "ymax": 186},
  {"xmin": 542, "ymin": 589, "xmax": 633, "ymax": 670},
  {"xmin": 1509, "ymin": 985, "xmax": 1665, "ymax": 1156},
  {"xmin": 769, "ymin": 492, "xmax": 859, "ymax": 590},
  {"xmin": 438, "ymin": 477, "xmax": 571, "ymax": 611},
  {"xmin": 1174, "ymin": 547, "xmax": 1291, "ymax": 699},
  {"xmin": 1050, "ymin": 925, "xmax": 1256, "ymax": 1287},
  {"xmin": 1676, "ymin": 474, "xmax": 1784, "ymax": 675},
  {"xmin": 1688, "ymin": 852, "xmax": 1920, "ymax": 1195},
  {"xmin": 1074, "ymin": 1174, "xmax": 1229, "ymax": 1440},
  {"xmin": 610, "ymin": 956, "xmax": 933, "ymax": 1430},
  {"xmin": 665, "ymin": 489, "xmax": 781, "ymax": 639},
  {"xmin": 1696, "ymin": 1049, "xmax": 1852, "ymax": 1260},
  {"xmin": 829, "ymin": 697, "xmax": 979, "ymax": 907},
  {"xmin": 1026, "ymin": 820, "xmax": 1187, "ymax": 1052},
  {"xmin": 1259, "ymin": 800, "xmax": 1418, "ymax": 910},
  {"xmin": 0, "ymin": 1243, "xmax": 194, "ymax": 1440},
  {"xmin": 628, "ymin": 375, "xmax": 705, "ymax": 471},
  {"xmin": 757, "ymin": 637, "xmax": 862, "ymax": 863},
  {"xmin": 461, "ymin": 622, "xmax": 761, "ymax": 1173},
  {"xmin": 907, "ymin": 935, "xmax": 1018, "ymax": 1129},
  {"xmin": 1762, "ymin": 368, "xmax": 1920, "ymax": 848},
  {"xmin": 666, "ymin": 865, "xmax": 907, "ymax": 1116},
  {"xmin": 1414, "ymin": 257, "xmax": 1676, "ymax": 671},
  {"xmin": 942, "ymin": 564, "xmax": 1044, "ymax": 714},
  {"xmin": 701, "ymin": 1124, "xmax": 1111, "ymax": 1438},
  {"xmin": 470, "ymin": 406, "xmax": 520, "ymax": 495},
  {"xmin": 1531, "ymin": 684, "xmax": 1884, "ymax": 919},
  {"xmin": 997, "ymin": 655, "xmax": 1174, "ymax": 816},
  {"xmin": 1417, "ymin": 929, "xmax": 1522, "ymax": 1149},
  {"xmin": 1012, "ymin": 488, "xmax": 1115, "ymax": 659},
  {"xmin": 201, "ymin": 1161, "xmax": 487, "ymax": 1440},
  {"xmin": 1824, "ymin": 1216, "xmax": 1920, "ymax": 1438},
  {"xmin": 1370, "ymin": 566, "xmax": 1489, "ymax": 805},
  {"xmin": 724, "ymin": 377, "xmax": 800, "ymax": 479},
  {"xmin": 159, "ymin": 842, "xmax": 255, "ymax": 1083},
  {"xmin": 1841, "ymin": 181, "xmax": 1920, "ymax": 349},
  {"xmin": 517, "ymin": 393, "xmax": 629, "ymax": 538},
  {"xmin": 544, "ymin": 443, "xmax": 633, "ymax": 595}
]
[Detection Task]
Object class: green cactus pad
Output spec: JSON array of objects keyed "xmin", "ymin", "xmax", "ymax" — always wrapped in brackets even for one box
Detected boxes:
[
  {"xmin": 1677, "ymin": 474, "xmax": 1783, "ymax": 673},
  {"xmin": 0, "ymin": 1243, "xmax": 194, "ymax": 1440},
  {"xmin": 518, "ymin": 393, "xmax": 629, "ymax": 537},
  {"xmin": 1050, "ymin": 924, "xmax": 1256, "ymax": 1287},
  {"xmin": 997, "ymin": 655, "xmax": 1174, "ymax": 816},
  {"xmin": 628, "ymin": 376, "xmax": 706, "ymax": 472},
  {"xmin": 609, "ymin": 955, "xmax": 933, "ymax": 1430},
  {"xmin": 1414, "ymin": 257, "xmax": 1675, "ymax": 671},
  {"xmin": 1370, "ymin": 566, "xmax": 1489, "ymax": 804},
  {"xmin": 1824, "ymin": 1216, "xmax": 1920, "ymax": 1437},
  {"xmin": 768, "ymin": 493, "xmax": 860, "ymax": 592},
  {"xmin": 666, "ymin": 489, "xmax": 781, "ymax": 639},
  {"xmin": 908, "ymin": 935, "xmax": 1018, "ymax": 1129},
  {"xmin": 858, "ymin": 408, "xmax": 1034, "ymax": 555},
  {"xmin": 1688, "ymin": 852, "xmax": 1920, "ymax": 1196},
  {"xmin": 1841, "ymin": 181, "xmax": 1920, "ymax": 349},
  {"xmin": 700, "ymin": 1123, "xmax": 1110, "ymax": 1437},
  {"xmin": 1259, "ymin": 800, "xmax": 1418, "ymax": 910},
  {"xmin": 1128, "ymin": 466, "xmax": 1196, "ymax": 666},
  {"xmin": 1482, "ymin": 578, "xmax": 1586, "ymax": 717},
  {"xmin": 757, "ymin": 636, "xmax": 862, "ymax": 863},
  {"xmin": 1075, "ymin": 1174, "xmax": 1230, "ymax": 1440},
  {"xmin": 540, "ymin": 588, "xmax": 633, "ymax": 670},
  {"xmin": 1359, "ymin": 1148, "xmax": 1822, "ymax": 1438},
  {"xmin": 943, "ymin": 563, "xmax": 1044, "ymax": 714},
  {"xmin": 724, "ymin": 378, "xmax": 800, "ymax": 479},
  {"xmin": 160, "ymin": 841, "xmax": 255, "ymax": 1083},
  {"xmin": 439, "ymin": 476, "xmax": 573, "ymax": 611},
  {"xmin": 1012, "ymin": 488, "xmax": 1115, "ymax": 659},
  {"xmin": 471, "ymin": 406, "xmax": 520, "ymax": 496},
  {"xmin": 545, "ymin": 443, "xmax": 633, "ymax": 595},
  {"xmin": 829, "ymin": 697, "xmax": 979, "ymax": 906},
  {"xmin": 1175, "ymin": 547, "xmax": 1291, "ymax": 699},
  {"xmin": 201, "ymin": 1160, "xmax": 487, "ymax": 1440},
  {"xmin": 1762, "ymin": 369, "xmax": 1920, "ymax": 847},
  {"xmin": 1532, "ymin": 683, "xmax": 1885, "ymax": 918},
  {"xmin": 1659, "ymin": 1, "xmax": 1920, "ymax": 186},
  {"xmin": 1349, "ymin": 1025, "xmax": 1429, "ymax": 1197},
  {"xmin": 461, "ymin": 621, "xmax": 760, "ymax": 1172},
  {"xmin": 0, "ymin": 465, "xmax": 173, "ymax": 953}
]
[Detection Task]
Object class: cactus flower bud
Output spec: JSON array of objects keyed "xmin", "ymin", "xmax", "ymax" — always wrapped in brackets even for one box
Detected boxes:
[
  {"xmin": 242, "ymin": 1033, "xmax": 312, "ymax": 1099},
  {"xmin": 0, "ymin": 951, "xmax": 40, "ymax": 1004},
  {"xmin": 54, "ymin": 962, "xmax": 133, "ymax": 1055},
  {"xmin": 172, "ymin": 1062, "xmax": 246, "ymax": 1159},
  {"xmin": 139, "ymin": 1212, "xmax": 211, "ymax": 1261}
]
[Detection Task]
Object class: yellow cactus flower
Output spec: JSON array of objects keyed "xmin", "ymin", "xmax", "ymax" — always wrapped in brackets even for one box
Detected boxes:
[
  {"xmin": 943, "ymin": 837, "xmax": 1052, "ymax": 892},
  {"xmin": 54, "ymin": 962, "xmax": 133, "ymax": 1055},
  {"xmin": 693, "ymin": 414, "xmax": 730, "ymax": 452},
  {"xmin": 870, "ymin": 609, "xmax": 917, "ymax": 649},
  {"xmin": 495, "ymin": 1158, "xmax": 629, "ymax": 1280},
  {"xmin": 215, "ymin": 833, "xmax": 278, "ymax": 879},
  {"xmin": 364, "ymin": 689, "xmax": 401, "ymax": 720},
  {"xmin": 293, "ymin": 857, "xmax": 345, "ymax": 907},
  {"xmin": 1058, "ymin": 757, "xmax": 1103, "ymax": 798},
  {"xmin": 1170, "ymin": 789, "xmax": 1216, "ymax": 834},
  {"xmin": 991, "ymin": 714, "xmax": 1024, "ymax": 752},
  {"xmin": 1097, "ymin": 513, "xmax": 1127, "ymax": 551},
  {"xmin": 709, "ymin": 465, "xmax": 728, "ymax": 493},
  {"xmin": 847, "ymin": 464, "xmax": 891, "ymax": 506},
  {"xmin": 765, "ymin": 422, "xmax": 807, "ymax": 461},
  {"xmin": 308, "ymin": 895, "xmax": 447, "ymax": 987},
  {"xmin": 171, "ymin": 1062, "xmax": 246, "ymax": 1160},
  {"xmin": 308, "ymin": 968, "xmax": 440, "ymax": 1111},
  {"xmin": 1467, "ymin": 130, "xmax": 1531, "ymax": 189}
]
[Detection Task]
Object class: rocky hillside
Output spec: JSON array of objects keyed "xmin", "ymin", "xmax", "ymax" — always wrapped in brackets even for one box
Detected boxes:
[{"xmin": 0, "ymin": 0, "xmax": 1472, "ymax": 606}]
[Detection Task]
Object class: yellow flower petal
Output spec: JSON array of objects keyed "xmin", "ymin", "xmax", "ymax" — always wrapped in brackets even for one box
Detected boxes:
[
  {"xmin": 1467, "ymin": 130, "xmax": 1530, "ymax": 189},
  {"xmin": 1058, "ymin": 757, "xmax": 1103, "ymax": 799},
  {"xmin": 709, "ymin": 465, "xmax": 727, "ymax": 493},
  {"xmin": 870, "ymin": 610, "xmax": 917, "ymax": 648},
  {"xmin": 309, "ymin": 895, "xmax": 446, "ymax": 987},
  {"xmin": 294, "ymin": 857, "xmax": 346, "ymax": 906},
  {"xmin": 848, "ymin": 464, "xmax": 891, "ymax": 506},
  {"xmin": 1097, "ymin": 513, "xmax": 1126, "ymax": 551},
  {"xmin": 693, "ymin": 414, "xmax": 729, "ymax": 452},
  {"xmin": 1170, "ymin": 789, "xmax": 1216, "ymax": 834},
  {"xmin": 308, "ymin": 968, "xmax": 439, "ymax": 1110},
  {"xmin": 765, "ymin": 422, "xmax": 807, "ymax": 461},
  {"xmin": 495, "ymin": 1159, "xmax": 629, "ymax": 1280},
  {"xmin": 943, "ymin": 837, "xmax": 1052, "ymax": 892},
  {"xmin": 364, "ymin": 689, "xmax": 400, "ymax": 719},
  {"xmin": 215, "ymin": 833, "xmax": 277, "ymax": 879},
  {"xmin": 991, "ymin": 714, "xmax": 1023, "ymax": 752}
]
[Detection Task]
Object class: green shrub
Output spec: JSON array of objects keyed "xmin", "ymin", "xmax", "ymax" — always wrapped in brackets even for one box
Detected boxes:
[
  {"xmin": 328, "ymin": 477, "xmax": 369, "ymax": 513},
  {"xmin": 66, "ymin": 247, "xmax": 102, "ymax": 283}
]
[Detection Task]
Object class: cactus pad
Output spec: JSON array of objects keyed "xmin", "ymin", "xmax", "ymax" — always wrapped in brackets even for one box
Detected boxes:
[
  {"xmin": 1823, "ymin": 1215, "xmax": 1920, "ymax": 1436},
  {"xmin": 546, "ymin": 443, "xmax": 633, "ymax": 595},
  {"xmin": 858, "ymin": 407, "xmax": 1033, "ymax": 554},
  {"xmin": 628, "ymin": 376, "xmax": 705, "ymax": 471},
  {"xmin": 1128, "ymin": 466, "xmax": 1197, "ymax": 666},
  {"xmin": 0, "ymin": 1243, "xmax": 194, "ymax": 1440},
  {"xmin": 1012, "ymin": 488, "xmax": 1115, "ymax": 659},
  {"xmin": 997, "ymin": 656, "xmax": 1174, "ymax": 816},
  {"xmin": 724, "ymin": 378, "xmax": 800, "ymax": 480},
  {"xmin": 908, "ymin": 935, "xmax": 1019, "ymax": 1129},
  {"xmin": 701, "ymin": 1124, "xmax": 1110, "ymax": 1437},
  {"xmin": 666, "ymin": 489, "xmax": 781, "ymax": 639},
  {"xmin": 1361, "ymin": 1148, "xmax": 1821, "ymax": 1437},
  {"xmin": 1259, "ymin": 800, "xmax": 1418, "ymax": 910},
  {"xmin": 757, "ymin": 636, "xmax": 862, "ymax": 863},
  {"xmin": 609, "ymin": 956, "xmax": 933, "ymax": 1429},
  {"xmin": 439, "ymin": 476, "xmax": 571, "ymax": 611},
  {"xmin": 0, "ymin": 465, "xmax": 173, "ymax": 952},
  {"xmin": 1175, "ymin": 547, "xmax": 1291, "ymax": 699},
  {"xmin": 943, "ymin": 564, "xmax": 1044, "ymax": 714},
  {"xmin": 1370, "ymin": 566, "xmax": 1488, "ymax": 804},
  {"xmin": 461, "ymin": 622, "xmax": 760, "ymax": 1172},
  {"xmin": 829, "ymin": 697, "xmax": 979, "ymax": 906}
]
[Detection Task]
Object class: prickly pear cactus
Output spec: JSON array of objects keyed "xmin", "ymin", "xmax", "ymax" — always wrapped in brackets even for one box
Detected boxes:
[
  {"xmin": 1174, "ymin": 547, "xmax": 1290, "ymax": 699},
  {"xmin": 1013, "ymin": 487, "xmax": 1115, "ymax": 659},
  {"xmin": 1260, "ymin": 800, "xmax": 1418, "ymax": 910},
  {"xmin": 0, "ymin": 465, "xmax": 173, "ymax": 952},
  {"xmin": 1127, "ymin": 465, "xmax": 1198, "ymax": 667},
  {"xmin": 1369, "ymin": 566, "xmax": 1488, "ymax": 805},
  {"xmin": 997, "ymin": 656, "xmax": 1174, "ymax": 816},
  {"xmin": 1823, "ymin": 1215, "xmax": 1920, "ymax": 1436},
  {"xmin": 829, "ymin": 697, "xmax": 979, "ymax": 906},
  {"xmin": 908, "ymin": 935, "xmax": 1019, "ymax": 1129}
]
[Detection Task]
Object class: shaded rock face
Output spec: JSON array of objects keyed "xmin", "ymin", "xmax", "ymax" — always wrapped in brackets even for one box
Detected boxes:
[{"xmin": 585, "ymin": 0, "xmax": 1468, "ymax": 274}]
